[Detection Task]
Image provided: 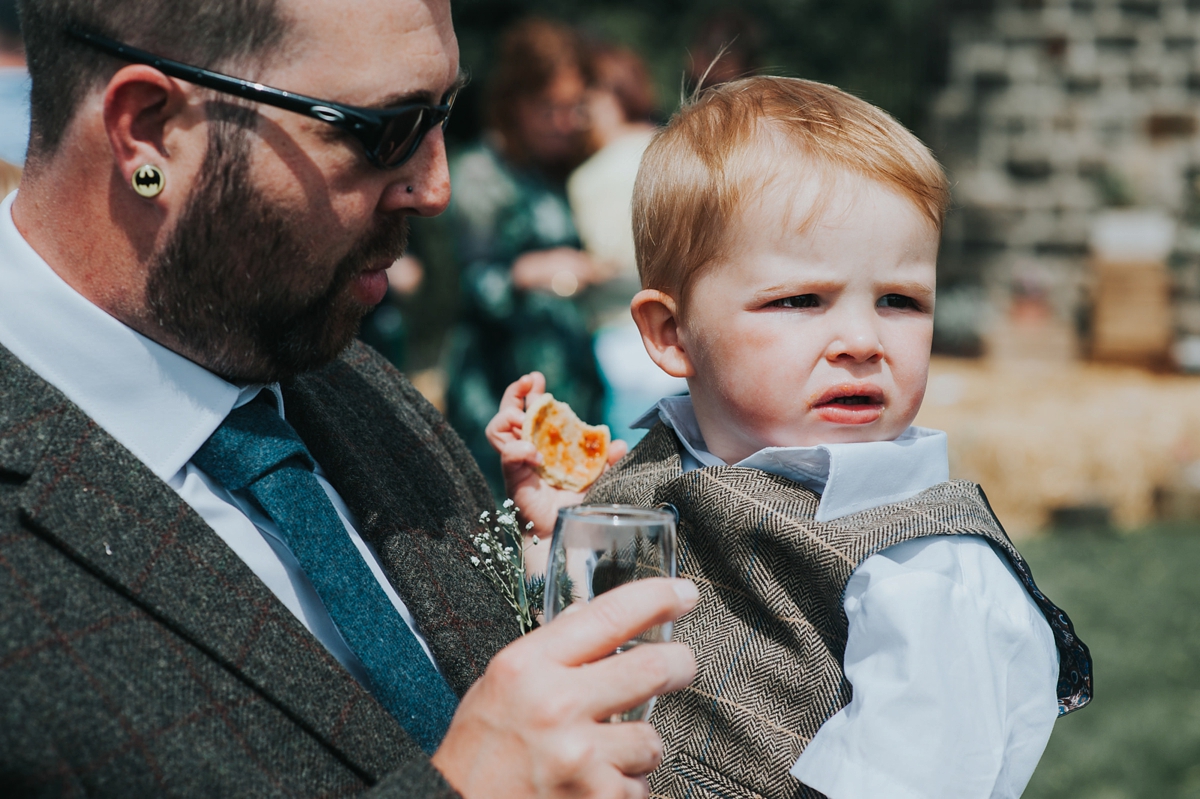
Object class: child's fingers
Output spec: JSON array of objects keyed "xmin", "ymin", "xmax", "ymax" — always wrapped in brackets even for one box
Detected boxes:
[
  {"xmin": 497, "ymin": 375, "xmax": 533, "ymax": 413},
  {"xmin": 527, "ymin": 371, "xmax": 546, "ymax": 397},
  {"xmin": 485, "ymin": 405, "xmax": 527, "ymax": 448},
  {"xmin": 497, "ymin": 372, "xmax": 548, "ymax": 414},
  {"xmin": 500, "ymin": 439, "xmax": 542, "ymax": 469},
  {"xmin": 607, "ymin": 438, "xmax": 629, "ymax": 466}
]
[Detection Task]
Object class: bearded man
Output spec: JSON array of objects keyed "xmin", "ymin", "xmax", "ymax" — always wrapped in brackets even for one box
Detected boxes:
[{"xmin": 0, "ymin": 1, "xmax": 698, "ymax": 797}]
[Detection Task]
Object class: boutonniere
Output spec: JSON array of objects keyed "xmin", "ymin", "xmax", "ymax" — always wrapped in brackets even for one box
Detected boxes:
[{"xmin": 472, "ymin": 500, "xmax": 544, "ymax": 635}]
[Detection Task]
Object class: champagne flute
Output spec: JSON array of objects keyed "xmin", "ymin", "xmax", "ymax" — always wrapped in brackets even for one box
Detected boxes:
[{"xmin": 543, "ymin": 504, "xmax": 678, "ymax": 722}]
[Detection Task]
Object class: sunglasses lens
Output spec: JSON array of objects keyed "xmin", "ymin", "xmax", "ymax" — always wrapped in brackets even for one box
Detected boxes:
[{"xmin": 376, "ymin": 107, "xmax": 428, "ymax": 168}]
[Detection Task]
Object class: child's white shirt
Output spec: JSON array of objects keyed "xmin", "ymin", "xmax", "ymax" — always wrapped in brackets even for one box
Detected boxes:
[{"xmin": 633, "ymin": 397, "xmax": 1061, "ymax": 799}]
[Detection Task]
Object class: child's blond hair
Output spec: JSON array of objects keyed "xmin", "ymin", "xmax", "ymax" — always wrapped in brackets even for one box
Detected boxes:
[{"xmin": 633, "ymin": 76, "xmax": 950, "ymax": 299}]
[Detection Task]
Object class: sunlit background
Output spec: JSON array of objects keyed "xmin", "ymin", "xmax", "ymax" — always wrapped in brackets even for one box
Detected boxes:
[{"xmin": 3, "ymin": 0, "xmax": 1199, "ymax": 795}]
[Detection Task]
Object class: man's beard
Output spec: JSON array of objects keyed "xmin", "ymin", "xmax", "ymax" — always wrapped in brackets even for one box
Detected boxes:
[{"xmin": 144, "ymin": 126, "xmax": 408, "ymax": 384}]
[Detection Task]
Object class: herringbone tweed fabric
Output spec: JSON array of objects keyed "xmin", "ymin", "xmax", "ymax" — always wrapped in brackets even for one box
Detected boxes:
[
  {"xmin": 587, "ymin": 423, "xmax": 1093, "ymax": 799},
  {"xmin": 0, "ymin": 340, "xmax": 519, "ymax": 797}
]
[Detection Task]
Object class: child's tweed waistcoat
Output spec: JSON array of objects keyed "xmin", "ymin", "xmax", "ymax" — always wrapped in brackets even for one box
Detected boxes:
[{"xmin": 586, "ymin": 423, "xmax": 1092, "ymax": 799}]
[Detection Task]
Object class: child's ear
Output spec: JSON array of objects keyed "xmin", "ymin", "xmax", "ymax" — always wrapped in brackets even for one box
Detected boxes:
[{"xmin": 630, "ymin": 289, "xmax": 695, "ymax": 379}]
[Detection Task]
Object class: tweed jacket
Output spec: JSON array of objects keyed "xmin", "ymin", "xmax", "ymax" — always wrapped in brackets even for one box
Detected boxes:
[
  {"xmin": 586, "ymin": 423, "xmax": 1093, "ymax": 799},
  {"xmin": 0, "ymin": 340, "xmax": 520, "ymax": 798}
]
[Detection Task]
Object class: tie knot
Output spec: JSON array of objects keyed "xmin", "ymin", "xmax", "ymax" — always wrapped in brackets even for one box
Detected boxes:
[{"xmin": 193, "ymin": 394, "xmax": 314, "ymax": 492}]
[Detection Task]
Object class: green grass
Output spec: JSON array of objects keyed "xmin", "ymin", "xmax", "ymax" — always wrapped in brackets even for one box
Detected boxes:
[{"xmin": 1021, "ymin": 525, "xmax": 1200, "ymax": 799}]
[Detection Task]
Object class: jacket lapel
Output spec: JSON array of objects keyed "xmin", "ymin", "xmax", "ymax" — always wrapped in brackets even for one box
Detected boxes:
[
  {"xmin": 283, "ymin": 345, "xmax": 521, "ymax": 697},
  {"xmin": 0, "ymin": 346, "xmax": 415, "ymax": 783}
]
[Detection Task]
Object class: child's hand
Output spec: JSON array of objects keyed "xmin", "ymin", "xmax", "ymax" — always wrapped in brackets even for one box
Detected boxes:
[{"xmin": 485, "ymin": 372, "xmax": 628, "ymax": 549}]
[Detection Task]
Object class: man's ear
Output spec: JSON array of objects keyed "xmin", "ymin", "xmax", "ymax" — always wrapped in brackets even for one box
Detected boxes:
[
  {"xmin": 630, "ymin": 289, "xmax": 695, "ymax": 379},
  {"xmin": 102, "ymin": 65, "xmax": 189, "ymax": 198}
]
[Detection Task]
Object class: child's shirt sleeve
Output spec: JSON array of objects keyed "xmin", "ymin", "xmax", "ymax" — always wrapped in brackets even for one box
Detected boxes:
[{"xmin": 789, "ymin": 535, "xmax": 1059, "ymax": 799}]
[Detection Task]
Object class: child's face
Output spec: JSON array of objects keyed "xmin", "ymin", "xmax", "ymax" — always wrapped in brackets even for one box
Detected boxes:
[{"xmin": 675, "ymin": 168, "xmax": 938, "ymax": 462}]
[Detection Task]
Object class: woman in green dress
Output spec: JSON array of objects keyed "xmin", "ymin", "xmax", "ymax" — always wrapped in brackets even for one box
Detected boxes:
[{"xmin": 445, "ymin": 18, "xmax": 607, "ymax": 495}]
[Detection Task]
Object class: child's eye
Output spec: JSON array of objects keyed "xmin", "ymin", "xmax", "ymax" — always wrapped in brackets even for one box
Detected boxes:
[
  {"xmin": 771, "ymin": 294, "xmax": 820, "ymax": 309},
  {"xmin": 878, "ymin": 294, "xmax": 920, "ymax": 310}
]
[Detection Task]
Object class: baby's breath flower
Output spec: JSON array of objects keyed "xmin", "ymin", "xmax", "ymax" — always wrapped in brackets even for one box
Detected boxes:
[
  {"xmin": 532, "ymin": 535, "xmax": 540, "ymax": 545},
  {"xmin": 525, "ymin": 521, "xmax": 535, "ymax": 531},
  {"xmin": 469, "ymin": 499, "xmax": 539, "ymax": 635}
]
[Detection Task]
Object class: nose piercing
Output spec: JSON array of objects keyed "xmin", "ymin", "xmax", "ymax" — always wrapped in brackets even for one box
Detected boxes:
[
  {"xmin": 131, "ymin": 164, "xmax": 165, "ymax": 198},
  {"xmin": 406, "ymin": 186, "xmax": 414, "ymax": 194}
]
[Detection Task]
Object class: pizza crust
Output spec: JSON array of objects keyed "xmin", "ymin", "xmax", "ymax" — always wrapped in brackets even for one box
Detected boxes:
[{"xmin": 522, "ymin": 393, "xmax": 611, "ymax": 492}]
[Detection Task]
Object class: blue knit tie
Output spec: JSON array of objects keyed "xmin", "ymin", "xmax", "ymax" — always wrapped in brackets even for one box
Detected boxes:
[{"xmin": 193, "ymin": 394, "xmax": 458, "ymax": 753}]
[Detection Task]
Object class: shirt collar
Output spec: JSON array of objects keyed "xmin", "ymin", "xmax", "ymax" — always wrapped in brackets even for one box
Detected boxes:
[
  {"xmin": 0, "ymin": 191, "xmax": 282, "ymax": 482},
  {"xmin": 633, "ymin": 395, "xmax": 949, "ymax": 522}
]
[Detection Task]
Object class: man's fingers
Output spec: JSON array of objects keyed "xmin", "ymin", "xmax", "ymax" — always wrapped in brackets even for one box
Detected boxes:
[
  {"xmin": 593, "ymin": 722, "xmax": 664, "ymax": 777},
  {"xmin": 578, "ymin": 642, "xmax": 696, "ymax": 720},
  {"xmin": 537, "ymin": 578, "xmax": 699, "ymax": 665}
]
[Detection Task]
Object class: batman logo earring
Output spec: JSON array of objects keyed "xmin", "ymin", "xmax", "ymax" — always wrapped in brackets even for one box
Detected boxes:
[{"xmin": 131, "ymin": 164, "xmax": 165, "ymax": 198}]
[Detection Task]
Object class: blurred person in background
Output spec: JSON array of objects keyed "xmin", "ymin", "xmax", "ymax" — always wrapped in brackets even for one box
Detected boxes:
[
  {"xmin": 0, "ymin": 156, "xmax": 18, "ymax": 195},
  {"xmin": 567, "ymin": 41, "xmax": 687, "ymax": 442},
  {"xmin": 445, "ymin": 17, "xmax": 605, "ymax": 494},
  {"xmin": 0, "ymin": 0, "xmax": 28, "ymax": 168}
]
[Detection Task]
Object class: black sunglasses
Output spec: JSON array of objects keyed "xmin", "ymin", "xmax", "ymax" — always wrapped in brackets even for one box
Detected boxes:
[{"xmin": 67, "ymin": 28, "xmax": 460, "ymax": 170}]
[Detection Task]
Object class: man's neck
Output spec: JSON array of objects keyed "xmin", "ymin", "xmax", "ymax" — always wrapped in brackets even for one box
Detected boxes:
[{"xmin": 13, "ymin": 158, "xmax": 160, "ymax": 332}]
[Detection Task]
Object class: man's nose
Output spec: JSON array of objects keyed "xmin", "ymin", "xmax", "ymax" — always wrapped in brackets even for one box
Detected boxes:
[{"xmin": 379, "ymin": 127, "xmax": 452, "ymax": 217}]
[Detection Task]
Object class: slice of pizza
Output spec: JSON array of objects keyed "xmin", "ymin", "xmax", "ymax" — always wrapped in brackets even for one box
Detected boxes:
[{"xmin": 522, "ymin": 393, "xmax": 611, "ymax": 492}]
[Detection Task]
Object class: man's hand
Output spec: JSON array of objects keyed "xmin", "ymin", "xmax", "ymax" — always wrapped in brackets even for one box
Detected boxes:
[
  {"xmin": 485, "ymin": 372, "xmax": 628, "ymax": 547},
  {"xmin": 431, "ymin": 578, "xmax": 699, "ymax": 799}
]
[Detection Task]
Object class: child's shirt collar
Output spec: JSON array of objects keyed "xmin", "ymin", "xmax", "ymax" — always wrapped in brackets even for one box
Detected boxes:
[{"xmin": 631, "ymin": 396, "xmax": 950, "ymax": 522}]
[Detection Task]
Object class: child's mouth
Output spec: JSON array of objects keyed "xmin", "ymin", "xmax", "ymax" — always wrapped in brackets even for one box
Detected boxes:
[{"xmin": 813, "ymin": 386, "xmax": 885, "ymax": 424}]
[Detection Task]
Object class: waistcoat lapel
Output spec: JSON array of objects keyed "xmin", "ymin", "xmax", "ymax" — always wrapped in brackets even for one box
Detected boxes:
[{"xmin": 0, "ymin": 345, "xmax": 416, "ymax": 784}]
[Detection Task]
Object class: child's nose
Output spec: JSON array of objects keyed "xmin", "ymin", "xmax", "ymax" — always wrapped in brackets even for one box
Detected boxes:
[{"xmin": 826, "ymin": 327, "xmax": 884, "ymax": 363}]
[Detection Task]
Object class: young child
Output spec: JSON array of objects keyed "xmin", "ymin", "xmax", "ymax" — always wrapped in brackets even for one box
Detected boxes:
[{"xmin": 487, "ymin": 76, "xmax": 1092, "ymax": 799}]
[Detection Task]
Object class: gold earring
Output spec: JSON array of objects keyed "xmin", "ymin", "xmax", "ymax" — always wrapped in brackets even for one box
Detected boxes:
[{"xmin": 131, "ymin": 164, "xmax": 165, "ymax": 198}]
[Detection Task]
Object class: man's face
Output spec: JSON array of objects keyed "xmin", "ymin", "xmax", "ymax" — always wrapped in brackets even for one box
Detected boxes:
[
  {"xmin": 677, "ymin": 162, "xmax": 939, "ymax": 464},
  {"xmin": 146, "ymin": 0, "xmax": 459, "ymax": 382}
]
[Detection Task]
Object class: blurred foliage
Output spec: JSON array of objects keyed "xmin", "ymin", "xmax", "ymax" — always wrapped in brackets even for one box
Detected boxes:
[
  {"xmin": 447, "ymin": 0, "xmax": 956, "ymax": 145},
  {"xmin": 1022, "ymin": 525, "xmax": 1200, "ymax": 798}
]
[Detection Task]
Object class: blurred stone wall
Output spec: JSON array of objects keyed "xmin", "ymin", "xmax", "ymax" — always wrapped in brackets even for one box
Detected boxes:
[{"xmin": 932, "ymin": 0, "xmax": 1200, "ymax": 362}]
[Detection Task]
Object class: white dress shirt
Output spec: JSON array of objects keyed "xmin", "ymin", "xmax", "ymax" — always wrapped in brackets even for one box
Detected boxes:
[
  {"xmin": 0, "ymin": 191, "xmax": 437, "ymax": 688},
  {"xmin": 634, "ymin": 397, "xmax": 1060, "ymax": 799}
]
